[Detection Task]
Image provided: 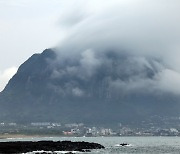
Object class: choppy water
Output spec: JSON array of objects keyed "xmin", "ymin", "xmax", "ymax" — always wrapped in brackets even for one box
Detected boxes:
[{"xmin": 1, "ymin": 136, "xmax": 180, "ymax": 153}]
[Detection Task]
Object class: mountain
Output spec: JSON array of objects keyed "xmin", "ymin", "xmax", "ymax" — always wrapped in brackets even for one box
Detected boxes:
[{"xmin": 0, "ymin": 49, "xmax": 180, "ymax": 125}]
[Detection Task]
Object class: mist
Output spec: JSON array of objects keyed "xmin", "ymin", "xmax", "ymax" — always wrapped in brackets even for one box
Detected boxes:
[{"xmin": 48, "ymin": 0, "xmax": 180, "ymax": 96}]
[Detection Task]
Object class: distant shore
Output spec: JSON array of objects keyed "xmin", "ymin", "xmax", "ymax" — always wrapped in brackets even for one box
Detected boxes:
[
  {"xmin": 0, "ymin": 134, "xmax": 55, "ymax": 139},
  {"xmin": 0, "ymin": 133, "xmax": 88, "ymax": 139}
]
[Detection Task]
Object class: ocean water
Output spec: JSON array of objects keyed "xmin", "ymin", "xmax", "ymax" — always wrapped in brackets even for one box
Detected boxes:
[{"xmin": 1, "ymin": 136, "xmax": 180, "ymax": 153}]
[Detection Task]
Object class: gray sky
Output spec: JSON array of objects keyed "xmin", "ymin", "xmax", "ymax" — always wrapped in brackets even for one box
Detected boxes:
[{"xmin": 0, "ymin": 0, "xmax": 180, "ymax": 92}]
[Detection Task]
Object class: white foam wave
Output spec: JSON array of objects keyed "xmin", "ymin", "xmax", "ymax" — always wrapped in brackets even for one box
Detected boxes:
[
  {"xmin": 114, "ymin": 143, "xmax": 133, "ymax": 147},
  {"xmin": 24, "ymin": 150, "xmax": 80, "ymax": 154}
]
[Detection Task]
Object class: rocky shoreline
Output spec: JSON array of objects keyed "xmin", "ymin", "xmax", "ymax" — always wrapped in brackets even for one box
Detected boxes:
[{"xmin": 0, "ymin": 140, "xmax": 105, "ymax": 153}]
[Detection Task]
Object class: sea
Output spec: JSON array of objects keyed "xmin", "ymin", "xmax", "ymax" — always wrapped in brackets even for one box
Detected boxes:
[{"xmin": 1, "ymin": 136, "xmax": 180, "ymax": 154}]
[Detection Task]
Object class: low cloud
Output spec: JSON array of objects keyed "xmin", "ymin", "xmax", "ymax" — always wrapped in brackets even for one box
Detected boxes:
[
  {"xmin": 155, "ymin": 69, "xmax": 180, "ymax": 95},
  {"xmin": 57, "ymin": 0, "xmax": 180, "ymax": 58},
  {"xmin": 53, "ymin": 0, "xmax": 180, "ymax": 96},
  {"xmin": 72, "ymin": 87, "xmax": 84, "ymax": 97}
]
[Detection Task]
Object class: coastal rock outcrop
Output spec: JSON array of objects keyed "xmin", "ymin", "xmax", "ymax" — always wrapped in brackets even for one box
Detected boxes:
[{"xmin": 0, "ymin": 140, "xmax": 105, "ymax": 153}]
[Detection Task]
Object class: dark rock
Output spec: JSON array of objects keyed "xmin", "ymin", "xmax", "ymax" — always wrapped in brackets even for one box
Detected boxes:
[
  {"xmin": 120, "ymin": 143, "xmax": 129, "ymax": 146},
  {"xmin": 0, "ymin": 140, "xmax": 104, "ymax": 153}
]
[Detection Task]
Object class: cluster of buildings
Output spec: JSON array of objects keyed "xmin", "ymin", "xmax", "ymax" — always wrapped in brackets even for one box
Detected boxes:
[
  {"xmin": 28, "ymin": 122, "xmax": 116, "ymax": 136},
  {"xmin": 1, "ymin": 116, "xmax": 180, "ymax": 136},
  {"xmin": 63, "ymin": 127, "xmax": 115, "ymax": 136}
]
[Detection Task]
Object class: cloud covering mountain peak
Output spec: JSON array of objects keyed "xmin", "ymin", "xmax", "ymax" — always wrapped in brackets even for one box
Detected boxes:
[{"xmin": 52, "ymin": 0, "xmax": 180, "ymax": 95}]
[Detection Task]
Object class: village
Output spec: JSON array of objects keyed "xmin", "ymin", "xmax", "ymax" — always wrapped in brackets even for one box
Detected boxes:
[{"xmin": 0, "ymin": 116, "xmax": 180, "ymax": 137}]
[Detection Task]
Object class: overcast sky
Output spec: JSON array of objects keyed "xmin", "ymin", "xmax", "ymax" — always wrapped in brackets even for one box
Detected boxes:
[{"xmin": 0, "ymin": 0, "xmax": 180, "ymax": 92}]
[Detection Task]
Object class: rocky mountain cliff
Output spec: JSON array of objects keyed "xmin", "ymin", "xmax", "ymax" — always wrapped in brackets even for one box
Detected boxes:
[{"xmin": 0, "ymin": 49, "xmax": 180, "ymax": 125}]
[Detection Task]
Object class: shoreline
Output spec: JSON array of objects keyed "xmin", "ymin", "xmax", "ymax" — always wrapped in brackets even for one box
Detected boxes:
[
  {"xmin": 1, "ymin": 134, "xmax": 179, "ymax": 139},
  {"xmin": 0, "ymin": 134, "xmax": 54, "ymax": 139}
]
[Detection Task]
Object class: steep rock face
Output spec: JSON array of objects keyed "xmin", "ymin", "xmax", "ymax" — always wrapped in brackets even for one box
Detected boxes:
[
  {"xmin": 0, "ymin": 49, "xmax": 57, "ymax": 122},
  {"xmin": 0, "ymin": 49, "xmax": 179, "ymax": 125},
  {"xmin": 4, "ymin": 49, "xmax": 56, "ymax": 94}
]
